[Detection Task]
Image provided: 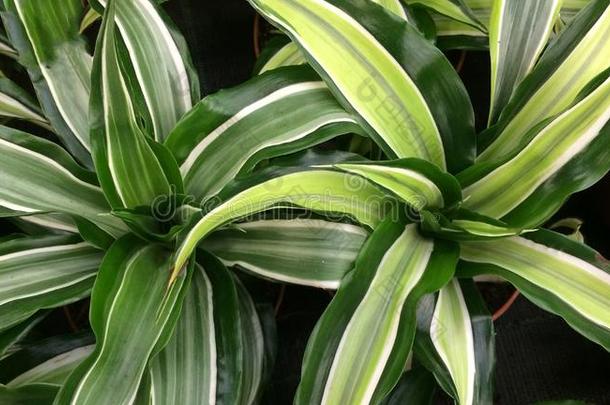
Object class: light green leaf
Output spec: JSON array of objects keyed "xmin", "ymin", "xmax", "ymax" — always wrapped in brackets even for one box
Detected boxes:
[
  {"xmin": 404, "ymin": 0, "xmax": 486, "ymax": 30},
  {"xmin": 257, "ymin": 41, "xmax": 307, "ymax": 74},
  {"xmin": 172, "ymin": 168, "xmax": 394, "ymax": 283},
  {"xmin": 249, "ymin": 0, "xmax": 476, "ymax": 172},
  {"xmin": 459, "ymin": 229, "xmax": 610, "ymax": 351},
  {"xmin": 2, "ymin": 0, "xmax": 93, "ymax": 166},
  {"xmin": 165, "ymin": 65, "xmax": 363, "ymax": 201},
  {"xmin": 461, "ymin": 73, "xmax": 610, "ymax": 227},
  {"xmin": 0, "ymin": 235, "xmax": 101, "ymax": 332},
  {"xmin": 205, "ymin": 219, "xmax": 369, "ymax": 289},
  {"xmin": 55, "ymin": 236, "xmax": 190, "ymax": 405},
  {"xmin": 488, "ymin": 0, "xmax": 562, "ymax": 124},
  {"xmin": 0, "ymin": 127, "xmax": 126, "ymax": 237},
  {"xmin": 479, "ymin": 0, "xmax": 610, "ymax": 162},
  {"xmin": 90, "ymin": 0, "xmax": 174, "ymax": 209}
]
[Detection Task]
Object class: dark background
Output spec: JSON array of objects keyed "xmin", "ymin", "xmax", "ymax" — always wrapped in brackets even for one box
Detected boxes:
[{"xmin": 162, "ymin": 1, "xmax": 610, "ymax": 404}]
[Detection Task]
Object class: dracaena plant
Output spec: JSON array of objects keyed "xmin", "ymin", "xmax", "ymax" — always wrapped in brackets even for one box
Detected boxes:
[{"xmin": 0, "ymin": 0, "xmax": 608, "ymax": 404}]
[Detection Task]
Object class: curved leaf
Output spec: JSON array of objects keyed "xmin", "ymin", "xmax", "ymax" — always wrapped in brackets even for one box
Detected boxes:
[
  {"xmin": 205, "ymin": 219, "xmax": 369, "ymax": 289},
  {"xmin": 459, "ymin": 229, "xmax": 610, "ymax": 351},
  {"xmin": 2, "ymin": 0, "xmax": 93, "ymax": 166},
  {"xmin": 165, "ymin": 65, "xmax": 363, "ymax": 201},
  {"xmin": 0, "ymin": 77, "xmax": 48, "ymax": 129},
  {"xmin": 0, "ymin": 235, "xmax": 101, "ymax": 332},
  {"xmin": 295, "ymin": 216, "xmax": 458, "ymax": 405},
  {"xmin": 172, "ymin": 168, "xmax": 394, "ymax": 282},
  {"xmin": 55, "ymin": 236, "xmax": 190, "ymax": 405},
  {"xmin": 249, "ymin": 0, "xmax": 476, "ymax": 172}
]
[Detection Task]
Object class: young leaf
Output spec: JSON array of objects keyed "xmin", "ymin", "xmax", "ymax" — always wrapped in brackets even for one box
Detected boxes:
[
  {"xmin": 2, "ymin": 0, "xmax": 93, "ymax": 166},
  {"xmin": 0, "ymin": 77, "xmax": 48, "ymax": 129},
  {"xmin": 249, "ymin": 0, "xmax": 476, "ymax": 172},
  {"xmin": 459, "ymin": 229, "xmax": 610, "ymax": 351},
  {"xmin": 405, "ymin": 0, "xmax": 487, "ymax": 31},
  {"xmin": 205, "ymin": 219, "xmax": 369, "ymax": 289}
]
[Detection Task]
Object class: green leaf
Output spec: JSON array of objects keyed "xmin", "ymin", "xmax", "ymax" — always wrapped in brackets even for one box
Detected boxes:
[
  {"xmin": 331, "ymin": 158, "xmax": 463, "ymax": 210},
  {"xmin": 461, "ymin": 73, "xmax": 610, "ymax": 227},
  {"xmin": 172, "ymin": 167, "xmax": 394, "ymax": 284},
  {"xmin": 0, "ymin": 127, "xmax": 126, "ymax": 237},
  {"xmin": 488, "ymin": 0, "xmax": 562, "ymax": 124},
  {"xmin": 249, "ymin": 0, "xmax": 476, "ymax": 173},
  {"xmin": 0, "ymin": 77, "xmax": 48, "ymax": 129},
  {"xmin": 2, "ymin": 0, "xmax": 93, "ymax": 166},
  {"xmin": 459, "ymin": 229, "xmax": 610, "ymax": 351},
  {"xmin": 165, "ymin": 65, "xmax": 364, "ymax": 201},
  {"xmin": 0, "ymin": 32, "xmax": 17, "ymax": 58},
  {"xmin": 205, "ymin": 219, "xmax": 369, "ymax": 289},
  {"xmin": 90, "ymin": 0, "xmax": 176, "ymax": 209},
  {"xmin": 0, "ymin": 384, "xmax": 58, "ymax": 405},
  {"xmin": 0, "ymin": 312, "xmax": 48, "ymax": 359},
  {"xmin": 381, "ymin": 367, "xmax": 437, "ymax": 405},
  {"xmin": 414, "ymin": 280, "xmax": 494, "ymax": 405},
  {"xmin": 372, "ymin": 0, "xmax": 409, "ymax": 19},
  {"xmin": 91, "ymin": 0, "xmax": 199, "ymax": 142},
  {"xmin": 0, "ymin": 235, "xmax": 102, "ymax": 332},
  {"xmin": 55, "ymin": 236, "xmax": 190, "ymax": 405},
  {"xmin": 295, "ymin": 216, "xmax": 458, "ymax": 405},
  {"xmin": 149, "ymin": 265, "xmax": 216, "ymax": 405},
  {"xmin": 479, "ymin": 0, "xmax": 610, "ymax": 162}
]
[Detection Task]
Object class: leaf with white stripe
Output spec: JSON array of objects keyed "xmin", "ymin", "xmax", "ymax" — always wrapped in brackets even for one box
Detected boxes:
[
  {"xmin": 488, "ymin": 0, "xmax": 562, "ymax": 125},
  {"xmin": 0, "ymin": 32, "xmax": 17, "ymax": 59},
  {"xmin": 295, "ymin": 216, "xmax": 458, "ymax": 405},
  {"xmin": 255, "ymin": 39, "xmax": 307, "ymax": 74},
  {"xmin": 205, "ymin": 219, "xmax": 369, "ymax": 289},
  {"xmin": 172, "ymin": 167, "xmax": 394, "ymax": 284},
  {"xmin": 478, "ymin": 0, "xmax": 610, "ymax": 162},
  {"xmin": 55, "ymin": 236, "xmax": 190, "ymax": 405},
  {"xmin": 91, "ymin": 0, "xmax": 199, "ymax": 142},
  {"xmin": 0, "ymin": 126, "xmax": 126, "ymax": 237},
  {"xmin": 0, "ymin": 77, "xmax": 48, "ymax": 129},
  {"xmin": 90, "ymin": 0, "xmax": 177, "ymax": 210},
  {"xmin": 414, "ymin": 280, "xmax": 494, "ymax": 405},
  {"xmin": 0, "ymin": 312, "xmax": 48, "ymax": 360},
  {"xmin": 165, "ymin": 65, "xmax": 363, "ymax": 201},
  {"xmin": 461, "ymin": 73, "xmax": 610, "ymax": 227},
  {"xmin": 149, "ymin": 265, "xmax": 216, "ymax": 405},
  {"xmin": 0, "ymin": 235, "xmax": 102, "ymax": 332},
  {"xmin": 0, "ymin": 332, "xmax": 94, "ymax": 388},
  {"xmin": 2, "ymin": 0, "xmax": 93, "ymax": 166},
  {"xmin": 331, "ymin": 158, "xmax": 462, "ymax": 210},
  {"xmin": 459, "ymin": 229, "xmax": 610, "ymax": 351},
  {"xmin": 249, "ymin": 0, "xmax": 476, "ymax": 172}
]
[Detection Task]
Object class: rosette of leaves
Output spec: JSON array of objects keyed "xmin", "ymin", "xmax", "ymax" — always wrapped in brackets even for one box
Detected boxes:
[{"xmin": 0, "ymin": 0, "xmax": 609, "ymax": 404}]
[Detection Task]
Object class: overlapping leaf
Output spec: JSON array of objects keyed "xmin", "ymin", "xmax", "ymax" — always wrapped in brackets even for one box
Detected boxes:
[
  {"xmin": 459, "ymin": 229, "xmax": 610, "ymax": 351},
  {"xmin": 2, "ymin": 0, "xmax": 93, "ymax": 166},
  {"xmin": 205, "ymin": 219, "xmax": 369, "ymax": 289},
  {"xmin": 165, "ymin": 65, "xmax": 363, "ymax": 201},
  {"xmin": 249, "ymin": 0, "xmax": 476, "ymax": 172},
  {"xmin": 295, "ymin": 216, "xmax": 458, "ymax": 405}
]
